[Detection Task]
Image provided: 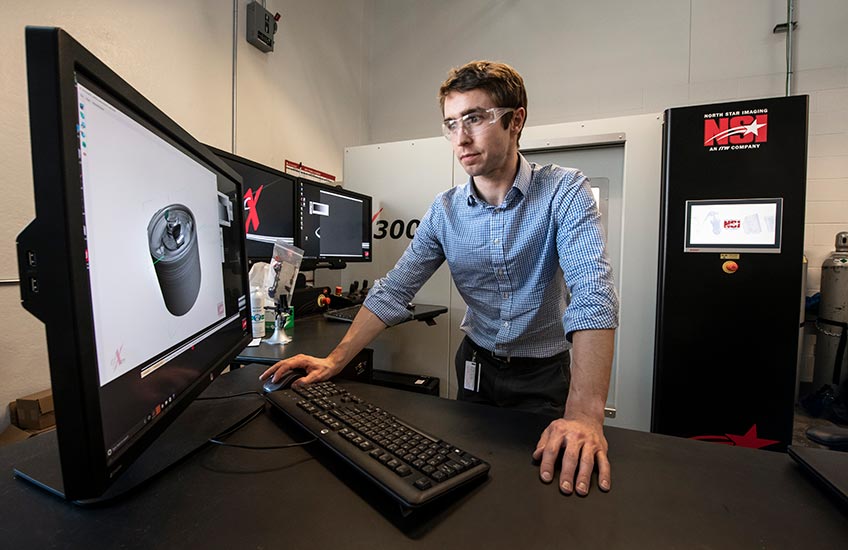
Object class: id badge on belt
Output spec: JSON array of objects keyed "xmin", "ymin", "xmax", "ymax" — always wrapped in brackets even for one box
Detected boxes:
[{"xmin": 464, "ymin": 350, "xmax": 481, "ymax": 392}]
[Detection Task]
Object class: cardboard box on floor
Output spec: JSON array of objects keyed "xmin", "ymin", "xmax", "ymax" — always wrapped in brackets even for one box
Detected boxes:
[
  {"xmin": 16, "ymin": 389, "xmax": 55, "ymax": 430},
  {"xmin": 0, "ymin": 423, "xmax": 55, "ymax": 447},
  {"xmin": 0, "ymin": 423, "xmax": 33, "ymax": 447},
  {"xmin": 1, "ymin": 396, "xmax": 55, "ymax": 448}
]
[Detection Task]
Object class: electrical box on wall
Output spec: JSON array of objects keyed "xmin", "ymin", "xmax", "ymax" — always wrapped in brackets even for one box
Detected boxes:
[{"xmin": 246, "ymin": 1, "xmax": 279, "ymax": 53}]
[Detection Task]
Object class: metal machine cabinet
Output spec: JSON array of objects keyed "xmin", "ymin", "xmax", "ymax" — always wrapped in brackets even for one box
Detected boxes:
[{"xmin": 653, "ymin": 96, "xmax": 808, "ymax": 451}]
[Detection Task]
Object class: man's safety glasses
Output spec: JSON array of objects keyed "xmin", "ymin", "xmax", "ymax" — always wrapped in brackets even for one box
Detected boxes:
[{"xmin": 442, "ymin": 107, "xmax": 515, "ymax": 140}]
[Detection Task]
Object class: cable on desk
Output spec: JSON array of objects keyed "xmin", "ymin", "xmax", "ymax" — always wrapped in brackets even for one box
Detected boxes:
[
  {"xmin": 208, "ymin": 438, "xmax": 317, "ymax": 450},
  {"xmin": 206, "ymin": 398, "xmax": 318, "ymax": 450},
  {"xmin": 196, "ymin": 390, "xmax": 264, "ymax": 401}
]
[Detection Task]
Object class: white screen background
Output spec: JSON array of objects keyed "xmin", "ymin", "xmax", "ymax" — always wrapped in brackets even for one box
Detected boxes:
[
  {"xmin": 78, "ymin": 83, "xmax": 226, "ymax": 387},
  {"xmin": 688, "ymin": 202, "xmax": 779, "ymax": 247}
]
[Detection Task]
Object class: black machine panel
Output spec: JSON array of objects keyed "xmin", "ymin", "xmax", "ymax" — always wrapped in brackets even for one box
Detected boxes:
[{"xmin": 653, "ymin": 96, "xmax": 808, "ymax": 451}]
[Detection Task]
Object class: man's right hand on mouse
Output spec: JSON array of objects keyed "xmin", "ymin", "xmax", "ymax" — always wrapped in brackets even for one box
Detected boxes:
[
  {"xmin": 261, "ymin": 306, "xmax": 388, "ymax": 387},
  {"xmin": 260, "ymin": 354, "xmax": 340, "ymax": 387}
]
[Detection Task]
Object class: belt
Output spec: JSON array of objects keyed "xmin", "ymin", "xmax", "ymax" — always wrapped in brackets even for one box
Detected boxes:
[{"xmin": 465, "ymin": 336, "xmax": 568, "ymax": 366}]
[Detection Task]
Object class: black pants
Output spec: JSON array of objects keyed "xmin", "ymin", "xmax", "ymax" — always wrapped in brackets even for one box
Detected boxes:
[{"xmin": 454, "ymin": 336, "xmax": 571, "ymax": 419}]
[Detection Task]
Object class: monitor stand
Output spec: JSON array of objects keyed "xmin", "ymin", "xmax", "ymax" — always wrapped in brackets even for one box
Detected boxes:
[
  {"xmin": 13, "ymin": 368, "xmax": 265, "ymax": 506},
  {"xmin": 300, "ymin": 259, "xmax": 347, "ymax": 271}
]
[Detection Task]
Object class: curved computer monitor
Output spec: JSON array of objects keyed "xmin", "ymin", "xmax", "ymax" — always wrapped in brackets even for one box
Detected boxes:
[
  {"xmin": 295, "ymin": 177, "xmax": 373, "ymax": 269},
  {"xmin": 15, "ymin": 27, "xmax": 252, "ymax": 501},
  {"xmin": 205, "ymin": 147, "xmax": 296, "ymax": 263}
]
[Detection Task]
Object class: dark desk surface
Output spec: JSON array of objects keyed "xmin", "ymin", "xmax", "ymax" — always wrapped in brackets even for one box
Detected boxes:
[
  {"xmin": 0, "ymin": 364, "xmax": 846, "ymax": 549},
  {"xmin": 236, "ymin": 304, "xmax": 448, "ymax": 365}
]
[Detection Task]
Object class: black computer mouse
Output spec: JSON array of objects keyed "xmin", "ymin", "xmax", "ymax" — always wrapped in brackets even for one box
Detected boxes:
[{"xmin": 262, "ymin": 368, "xmax": 307, "ymax": 393}]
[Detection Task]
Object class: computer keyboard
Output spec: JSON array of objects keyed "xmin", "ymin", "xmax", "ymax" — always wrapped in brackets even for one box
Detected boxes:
[
  {"xmin": 266, "ymin": 380, "xmax": 490, "ymax": 508},
  {"xmin": 323, "ymin": 304, "xmax": 362, "ymax": 322}
]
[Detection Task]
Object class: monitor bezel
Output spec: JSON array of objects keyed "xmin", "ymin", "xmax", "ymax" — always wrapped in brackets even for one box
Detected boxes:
[
  {"xmin": 18, "ymin": 26, "xmax": 252, "ymax": 500},
  {"xmin": 294, "ymin": 176, "xmax": 373, "ymax": 265},
  {"xmin": 205, "ymin": 145, "xmax": 298, "ymax": 263}
]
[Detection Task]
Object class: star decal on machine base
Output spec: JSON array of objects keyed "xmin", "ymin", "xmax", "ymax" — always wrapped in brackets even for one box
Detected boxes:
[{"xmin": 690, "ymin": 424, "xmax": 780, "ymax": 449}]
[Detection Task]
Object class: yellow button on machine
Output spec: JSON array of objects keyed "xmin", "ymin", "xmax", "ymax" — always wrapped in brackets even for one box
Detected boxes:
[{"xmin": 722, "ymin": 260, "xmax": 739, "ymax": 274}]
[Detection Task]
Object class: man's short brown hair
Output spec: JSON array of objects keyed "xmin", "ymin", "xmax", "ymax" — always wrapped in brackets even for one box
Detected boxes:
[{"xmin": 438, "ymin": 61, "xmax": 528, "ymax": 140}]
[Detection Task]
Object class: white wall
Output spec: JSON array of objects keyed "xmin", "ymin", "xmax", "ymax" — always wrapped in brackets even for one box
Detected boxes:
[
  {"xmin": 236, "ymin": 0, "xmax": 372, "ymax": 178},
  {"xmin": 366, "ymin": 0, "xmax": 848, "ymax": 294},
  {"xmin": 0, "ymin": 0, "xmax": 370, "ymax": 430}
]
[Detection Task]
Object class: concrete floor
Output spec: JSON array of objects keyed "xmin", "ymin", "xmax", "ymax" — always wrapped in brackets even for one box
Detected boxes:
[{"xmin": 793, "ymin": 404, "xmax": 845, "ymax": 448}]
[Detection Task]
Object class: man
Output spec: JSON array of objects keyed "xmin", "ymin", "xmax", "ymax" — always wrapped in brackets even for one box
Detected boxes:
[{"xmin": 261, "ymin": 61, "xmax": 618, "ymax": 496}]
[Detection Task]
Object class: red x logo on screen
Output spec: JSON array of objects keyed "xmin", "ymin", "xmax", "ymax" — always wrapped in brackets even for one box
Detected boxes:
[{"xmin": 244, "ymin": 185, "xmax": 264, "ymax": 233}]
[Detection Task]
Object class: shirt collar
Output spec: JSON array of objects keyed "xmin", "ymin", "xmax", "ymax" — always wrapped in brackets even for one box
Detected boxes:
[
  {"xmin": 464, "ymin": 153, "xmax": 532, "ymax": 205},
  {"xmin": 512, "ymin": 153, "xmax": 533, "ymax": 197}
]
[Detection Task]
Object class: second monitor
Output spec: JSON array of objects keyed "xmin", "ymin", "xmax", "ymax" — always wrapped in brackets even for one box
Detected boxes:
[
  {"xmin": 206, "ymin": 146, "xmax": 296, "ymax": 263},
  {"xmin": 296, "ymin": 178, "xmax": 372, "ymax": 269}
]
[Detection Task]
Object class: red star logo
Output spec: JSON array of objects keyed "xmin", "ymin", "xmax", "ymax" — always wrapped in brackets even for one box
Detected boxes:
[
  {"xmin": 725, "ymin": 425, "xmax": 780, "ymax": 449},
  {"xmin": 690, "ymin": 424, "xmax": 780, "ymax": 449}
]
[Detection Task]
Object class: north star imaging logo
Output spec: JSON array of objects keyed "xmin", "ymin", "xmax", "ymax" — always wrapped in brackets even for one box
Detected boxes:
[{"xmin": 703, "ymin": 109, "xmax": 768, "ymax": 152}]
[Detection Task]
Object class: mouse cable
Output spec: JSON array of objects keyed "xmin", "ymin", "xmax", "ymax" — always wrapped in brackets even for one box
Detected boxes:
[
  {"xmin": 207, "ymin": 438, "xmax": 318, "ymax": 450},
  {"xmin": 207, "ymin": 403, "xmax": 318, "ymax": 450},
  {"xmin": 210, "ymin": 402, "xmax": 266, "ymax": 440},
  {"xmin": 196, "ymin": 390, "xmax": 264, "ymax": 401}
]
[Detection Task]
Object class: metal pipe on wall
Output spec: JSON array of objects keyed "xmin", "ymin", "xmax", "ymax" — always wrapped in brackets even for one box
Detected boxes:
[
  {"xmin": 785, "ymin": 0, "xmax": 794, "ymax": 96},
  {"xmin": 232, "ymin": 0, "xmax": 239, "ymax": 153}
]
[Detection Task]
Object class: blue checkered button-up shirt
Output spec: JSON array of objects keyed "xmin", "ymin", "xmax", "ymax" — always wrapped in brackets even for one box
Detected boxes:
[{"xmin": 364, "ymin": 154, "xmax": 619, "ymax": 358}]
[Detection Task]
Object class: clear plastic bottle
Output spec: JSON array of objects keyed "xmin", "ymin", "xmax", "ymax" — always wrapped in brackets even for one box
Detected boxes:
[{"xmin": 250, "ymin": 287, "xmax": 265, "ymax": 338}]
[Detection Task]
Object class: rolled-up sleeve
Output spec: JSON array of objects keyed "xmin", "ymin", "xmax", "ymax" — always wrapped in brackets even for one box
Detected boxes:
[{"xmin": 555, "ymin": 174, "xmax": 619, "ymax": 341}]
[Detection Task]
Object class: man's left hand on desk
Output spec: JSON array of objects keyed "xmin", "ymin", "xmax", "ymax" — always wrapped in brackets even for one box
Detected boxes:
[{"xmin": 532, "ymin": 415, "xmax": 611, "ymax": 497}]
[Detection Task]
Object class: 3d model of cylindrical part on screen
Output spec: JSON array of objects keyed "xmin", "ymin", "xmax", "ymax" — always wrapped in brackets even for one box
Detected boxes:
[{"xmin": 148, "ymin": 204, "xmax": 201, "ymax": 316}]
